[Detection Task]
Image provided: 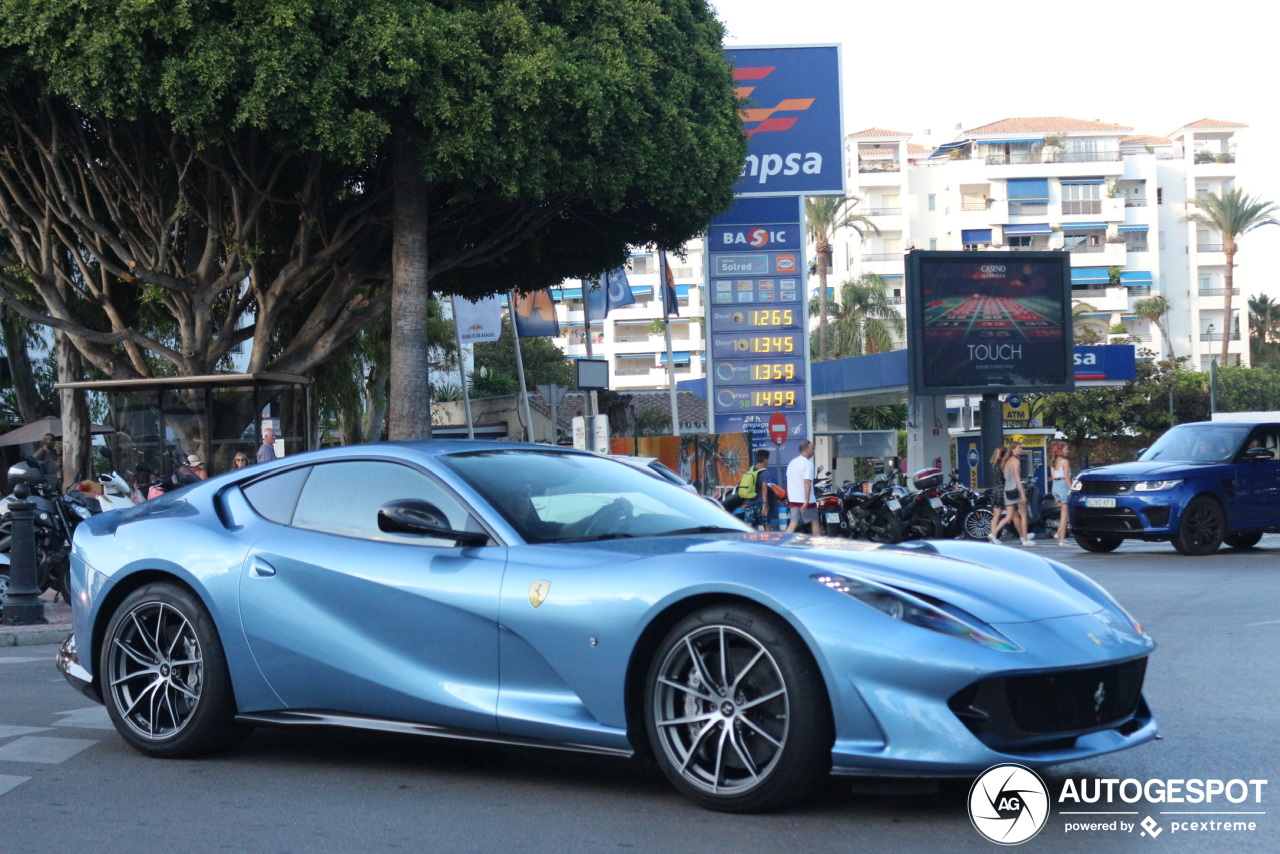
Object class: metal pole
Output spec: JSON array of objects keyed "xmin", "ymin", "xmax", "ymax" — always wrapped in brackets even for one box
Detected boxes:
[
  {"xmin": 979, "ymin": 393, "xmax": 1004, "ymax": 490},
  {"xmin": 584, "ymin": 278, "xmax": 598, "ymax": 418},
  {"xmin": 450, "ymin": 296, "xmax": 476, "ymax": 439},
  {"xmin": 1, "ymin": 484, "xmax": 47, "ymax": 626},
  {"xmin": 661, "ymin": 251, "xmax": 680, "ymax": 435},
  {"xmin": 509, "ymin": 291, "xmax": 537, "ymax": 443}
]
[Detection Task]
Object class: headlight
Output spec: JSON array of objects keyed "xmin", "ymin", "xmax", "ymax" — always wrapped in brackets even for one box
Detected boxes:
[
  {"xmin": 812, "ymin": 573, "xmax": 1021, "ymax": 652},
  {"xmin": 1070, "ymin": 479, "xmax": 1082, "ymax": 491},
  {"xmin": 1134, "ymin": 479, "xmax": 1183, "ymax": 492}
]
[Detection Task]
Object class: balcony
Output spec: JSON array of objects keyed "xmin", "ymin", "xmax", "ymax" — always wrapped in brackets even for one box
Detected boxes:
[
  {"xmin": 1124, "ymin": 199, "xmax": 1148, "ymax": 207},
  {"xmin": 1196, "ymin": 243, "xmax": 1225, "ymax": 253},
  {"xmin": 864, "ymin": 207, "xmax": 903, "ymax": 216},
  {"xmin": 861, "ymin": 253, "xmax": 904, "ymax": 262},
  {"xmin": 859, "ymin": 161, "xmax": 901, "ymax": 173},
  {"xmin": 1125, "ymin": 245, "xmax": 1149, "ymax": 253},
  {"xmin": 985, "ymin": 151, "xmax": 1122, "ymax": 165},
  {"xmin": 1200, "ymin": 332, "xmax": 1241, "ymax": 342},
  {"xmin": 960, "ymin": 202, "xmax": 989, "ymax": 211},
  {"xmin": 1066, "ymin": 243, "xmax": 1106, "ymax": 254},
  {"xmin": 1198, "ymin": 288, "xmax": 1240, "ymax": 297}
]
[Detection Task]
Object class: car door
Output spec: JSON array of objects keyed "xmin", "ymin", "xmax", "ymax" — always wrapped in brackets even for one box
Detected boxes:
[
  {"xmin": 1232, "ymin": 427, "xmax": 1280, "ymax": 529},
  {"xmin": 237, "ymin": 458, "xmax": 506, "ymax": 731}
]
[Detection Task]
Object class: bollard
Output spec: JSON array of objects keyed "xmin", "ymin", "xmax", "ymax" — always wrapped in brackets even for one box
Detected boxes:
[{"xmin": 1, "ymin": 483, "xmax": 47, "ymax": 626}]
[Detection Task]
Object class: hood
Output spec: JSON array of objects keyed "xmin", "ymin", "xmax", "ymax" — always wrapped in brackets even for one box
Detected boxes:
[
  {"xmin": 518, "ymin": 534, "xmax": 1114, "ymax": 625},
  {"xmin": 1079, "ymin": 460, "xmax": 1221, "ymax": 479}
]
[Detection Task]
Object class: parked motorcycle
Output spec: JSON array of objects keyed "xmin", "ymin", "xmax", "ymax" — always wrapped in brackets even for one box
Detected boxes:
[
  {"xmin": 0, "ymin": 457, "xmax": 93, "ymax": 604},
  {"xmin": 936, "ymin": 471, "xmax": 996, "ymax": 540},
  {"xmin": 896, "ymin": 468, "xmax": 946, "ymax": 540}
]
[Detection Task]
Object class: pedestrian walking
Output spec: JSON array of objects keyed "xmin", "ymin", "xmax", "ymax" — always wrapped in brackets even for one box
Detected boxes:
[
  {"xmin": 987, "ymin": 445, "xmax": 1007, "ymax": 543},
  {"xmin": 1051, "ymin": 442, "xmax": 1072, "ymax": 545},
  {"xmin": 990, "ymin": 442, "xmax": 1033, "ymax": 546},
  {"xmin": 785, "ymin": 440, "xmax": 820, "ymax": 535},
  {"xmin": 740, "ymin": 450, "xmax": 773, "ymax": 531}
]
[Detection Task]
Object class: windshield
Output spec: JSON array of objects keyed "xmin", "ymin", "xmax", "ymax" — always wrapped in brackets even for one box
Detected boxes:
[
  {"xmin": 440, "ymin": 448, "xmax": 747, "ymax": 543},
  {"xmin": 1139, "ymin": 424, "xmax": 1249, "ymax": 463}
]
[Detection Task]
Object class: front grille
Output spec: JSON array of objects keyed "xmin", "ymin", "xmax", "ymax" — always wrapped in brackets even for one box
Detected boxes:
[
  {"xmin": 1073, "ymin": 507, "xmax": 1144, "ymax": 532},
  {"xmin": 949, "ymin": 658, "xmax": 1147, "ymax": 752},
  {"xmin": 1079, "ymin": 481, "xmax": 1136, "ymax": 495}
]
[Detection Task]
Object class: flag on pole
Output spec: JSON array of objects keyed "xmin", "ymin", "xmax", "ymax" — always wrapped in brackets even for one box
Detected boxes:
[
  {"xmin": 586, "ymin": 268, "xmax": 635, "ymax": 318},
  {"xmin": 660, "ymin": 253, "xmax": 679, "ymax": 317},
  {"xmin": 512, "ymin": 290, "xmax": 559, "ymax": 338},
  {"xmin": 453, "ymin": 294, "xmax": 502, "ymax": 343}
]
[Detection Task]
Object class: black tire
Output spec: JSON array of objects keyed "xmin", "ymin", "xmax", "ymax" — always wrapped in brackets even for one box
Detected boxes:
[
  {"xmin": 1171, "ymin": 496, "xmax": 1225, "ymax": 556},
  {"xmin": 963, "ymin": 508, "xmax": 993, "ymax": 540},
  {"xmin": 644, "ymin": 604, "xmax": 833, "ymax": 812},
  {"xmin": 867, "ymin": 511, "xmax": 902, "ymax": 544},
  {"xmin": 1074, "ymin": 533, "xmax": 1123, "ymax": 553},
  {"xmin": 1224, "ymin": 530, "xmax": 1263, "ymax": 550},
  {"xmin": 100, "ymin": 582, "xmax": 251, "ymax": 758}
]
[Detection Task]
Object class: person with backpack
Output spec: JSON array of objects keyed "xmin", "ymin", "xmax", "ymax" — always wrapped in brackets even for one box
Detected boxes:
[{"xmin": 739, "ymin": 450, "xmax": 773, "ymax": 530}]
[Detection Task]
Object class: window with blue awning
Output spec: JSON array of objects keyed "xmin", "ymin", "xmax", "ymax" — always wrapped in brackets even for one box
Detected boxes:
[
  {"xmin": 1120, "ymin": 271, "xmax": 1153, "ymax": 286},
  {"xmin": 1117, "ymin": 224, "xmax": 1149, "ymax": 232},
  {"xmin": 1071, "ymin": 267, "xmax": 1110, "ymax": 285},
  {"xmin": 979, "ymin": 137, "xmax": 1044, "ymax": 145},
  {"xmin": 962, "ymin": 229, "xmax": 993, "ymax": 245},
  {"xmin": 1059, "ymin": 177, "xmax": 1106, "ymax": 185},
  {"xmin": 1003, "ymin": 223, "xmax": 1052, "ymax": 236},
  {"xmin": 1006, "ymin": 178, "xmax": 1050, "ymax": 202},
  {"xmin": 1062, "ymin": 222, "xmax": 1107, "ymax": 231},
  {"xmin": 658, "ymin": 351, "xmax": 692, "ymax": 365}
]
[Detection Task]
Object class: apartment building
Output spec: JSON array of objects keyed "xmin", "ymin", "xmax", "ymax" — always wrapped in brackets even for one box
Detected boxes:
[
  {"xmin": 835, "ymin": 117, "xmax": 1250, "ymax": 369},
  {"xmin": 548, "ymin": 242, "xmax": 706, "ymax": 391}
]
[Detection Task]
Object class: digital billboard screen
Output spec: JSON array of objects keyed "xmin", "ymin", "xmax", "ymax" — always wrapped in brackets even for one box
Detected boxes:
[{"xmin": 906, "ymin": 251, "xmax": 1074, "ymax": 395}]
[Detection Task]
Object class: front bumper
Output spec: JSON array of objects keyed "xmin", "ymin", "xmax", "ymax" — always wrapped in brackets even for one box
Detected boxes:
[
  {"xmin": 1070, "ymin": 494, "xmax": 1180, "ymax": 538},
  {"xmin": 55, "ymin": 633, "xmax": 102, "ymax": 704}
]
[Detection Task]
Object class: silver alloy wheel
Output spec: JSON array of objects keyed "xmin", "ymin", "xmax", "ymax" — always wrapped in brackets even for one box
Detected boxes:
[
  {"xmin": 651, "ymin": 624, "xmax": 790, "ymax": 797},
  {"xmin": 965, "ymin": 508, "xmax": 993, "ymax": 540},
  {"xmin": 106, "ymin": 600, "xmax": 205, "ymax": 741}
]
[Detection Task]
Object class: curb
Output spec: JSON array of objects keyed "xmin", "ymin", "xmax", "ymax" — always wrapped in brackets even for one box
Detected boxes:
[{"xmin": 0, "ymin": 622, "xmax": 72, "ymax": 648}]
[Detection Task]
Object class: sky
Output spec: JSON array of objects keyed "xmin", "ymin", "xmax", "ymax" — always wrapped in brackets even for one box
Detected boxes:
[{"xmin": 710, "ymin": 0, "xmax": 1280, "ymax": 298}]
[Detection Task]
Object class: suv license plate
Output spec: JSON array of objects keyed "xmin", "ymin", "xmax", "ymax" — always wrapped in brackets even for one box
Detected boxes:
[{"xmin": 1085, "ymin": 497, "xmax": 1116, "ymax": 508}]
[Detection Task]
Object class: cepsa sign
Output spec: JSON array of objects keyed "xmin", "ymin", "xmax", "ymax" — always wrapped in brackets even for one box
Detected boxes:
[{"xmin": 726, "ymin": 45, "xmax": 844, "ymax": 196}]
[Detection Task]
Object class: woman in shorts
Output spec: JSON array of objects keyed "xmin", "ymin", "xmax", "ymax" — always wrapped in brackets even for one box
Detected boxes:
[
  {"xmin": 990, "ymin": 442, "xmax": 1033, "ymax": 546},
  {"xmin": 1051, "ymin": 442, "xmax": 1072, "ymax": 545}
]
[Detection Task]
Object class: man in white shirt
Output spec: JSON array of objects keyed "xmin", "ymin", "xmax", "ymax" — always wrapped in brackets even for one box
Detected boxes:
[{"xmin": 785, "ymin": 440, "xmax": 820, "ymax": 534}]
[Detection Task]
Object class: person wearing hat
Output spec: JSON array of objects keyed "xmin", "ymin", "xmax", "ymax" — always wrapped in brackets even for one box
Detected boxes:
[
  {"xmin": 189, "ymin": 455, "xmax": 208, "ymax": 480},
  {"xmin": 173, "ymin": 454, "xmax": 201, "ymax": 486}
]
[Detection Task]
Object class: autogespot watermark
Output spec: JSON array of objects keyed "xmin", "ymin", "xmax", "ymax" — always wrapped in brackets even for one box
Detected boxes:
[{"xmin": 967, "ymin": 766, "xmax": 1268, "ymax": 844}]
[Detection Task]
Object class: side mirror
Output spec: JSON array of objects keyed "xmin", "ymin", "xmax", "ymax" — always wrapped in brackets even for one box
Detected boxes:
[
  {"xmin": 1134, "ymin": 447, "xmax": 1147, "ymax": 461},
  {"xmin": 377, "ymin": 499, "xmax": 487, "ymax": 546},
  {"xmin": 1243, "ymin": 447, "xmax": 1276, "ymax": 462}
]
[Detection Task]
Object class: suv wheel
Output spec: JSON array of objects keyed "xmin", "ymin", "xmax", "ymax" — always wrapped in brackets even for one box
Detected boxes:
[{"xmin": 1171, "ymin": 496, "xmax": 1225, "ymax": 556}]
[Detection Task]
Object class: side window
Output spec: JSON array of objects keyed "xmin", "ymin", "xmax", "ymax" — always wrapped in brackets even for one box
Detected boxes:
[
  {"xmin": 291, "ymin": 460, "xmax": 484, "ymax": 545},
  {"xmin": 241, "ymin": 466, "xmax": 312, "ymax": 525},
  {"xmin": 1244, "ymin": 429, "xmax": 1280, "ymax": 457}
]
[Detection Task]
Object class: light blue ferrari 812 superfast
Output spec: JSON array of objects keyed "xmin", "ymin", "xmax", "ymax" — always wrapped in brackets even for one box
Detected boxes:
[{"xmin": 57, "ymin": 443, "xmax": 1157, "ymax": 812}]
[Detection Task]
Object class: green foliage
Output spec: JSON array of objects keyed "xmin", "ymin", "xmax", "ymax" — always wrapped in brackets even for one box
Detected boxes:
[
  {"xmin": 471, "ymin": 315, "xmax": 572, "ymax": 396},
  {"xmin": 849, "ymin": 404, "xmax": 906, "ymax": 430},
  {"xmin": 808, "ymin": 273, "xmax": 904, "ymax": 359},
  {"xmin": 636, "ymin": 409, "xmax": 672, "ymax": 436},
  {"xmin": 1212, "ymin": 364, "xmax": 1280, "ymax": 412},
  {"xmin": 1033, "ymin": 356, "xmax": 1210, "ymax": 463}
]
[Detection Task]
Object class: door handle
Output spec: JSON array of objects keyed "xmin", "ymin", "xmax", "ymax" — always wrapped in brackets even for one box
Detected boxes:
[{"xmin": 250, "ymin": 558, "xmax": 277, "ymax": 578}]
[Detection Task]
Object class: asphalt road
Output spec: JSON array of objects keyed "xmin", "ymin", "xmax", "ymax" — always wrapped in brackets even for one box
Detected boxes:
[{"xmin": 0, "ymin": 538, "xmax": 1276, "ymax": 854}]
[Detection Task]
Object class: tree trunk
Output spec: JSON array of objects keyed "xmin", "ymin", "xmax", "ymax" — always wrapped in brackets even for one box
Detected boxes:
[
  {"xmin": 817, "ymin": 239, "xmax": 830, "ymax": 361},
  {"xmin": 56, "ymin": 332, "xmax": 90, "ymax": 490},
  {"xmin": 1, "ymin": 306, "xmax": 44, "ymax": 422},
  {"xmin": 387, "ymin": 133, "xmax": 432, "ymax": 440},
  {"xmin": 1222, "ymin": 244, "xmax": 1236, "ymax": 365}
]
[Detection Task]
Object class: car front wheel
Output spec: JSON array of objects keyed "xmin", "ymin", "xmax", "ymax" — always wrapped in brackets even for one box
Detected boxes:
[
  {"xmin": 645, "ymin": 604, "xmax": 833, "ymax": 812},
  {"xmin": 1171, "ymin": 496, "xmax": 1225, "ymax": 556},
  {"xmin": 101, "ymin": 582, "xmax": 250, "ymax": 758}
]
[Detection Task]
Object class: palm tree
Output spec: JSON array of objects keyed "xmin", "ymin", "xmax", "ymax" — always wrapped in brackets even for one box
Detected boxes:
[
  {"xmin": 1180, "ymin": 188, "xmax": 1280, "ymax": 364},
  {"xmin": 1071, "ymin": 301, "xmax": 1105, "ymax": 344},
  {"xmin": 808, "ymin": 273, "xmax": 904, "ymax": 359},
  {"xmin": 1248, "ymin": 293, "xmax": 1280, "ymax": 344},
  {"xmin": 1133, "ymin": 294, "xmax": 1174, "ymax": 359},
  {"xmin": 805, "ymin": 196, "xmax": 879, "ymax": 361}
]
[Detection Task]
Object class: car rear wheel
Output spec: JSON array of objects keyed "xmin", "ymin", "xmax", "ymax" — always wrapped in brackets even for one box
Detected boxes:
[
  {"xmin": 645, "ymin": 604, "xmax": 833, "ymax": 812},
  {"xmin": 1074, "ymin": 533, "xmax": 1123, "ymax": 553},
  {"xmin": 101, "ymin": 582, "xmax": 250, "ymax": 758},
  {"xmin": 1224, "ymin": 530, "xmax": 1263, "ymax": 549},
  {"xmin": 1171, "ymin": 496, "xmax": 1225, "ymax": 556}
]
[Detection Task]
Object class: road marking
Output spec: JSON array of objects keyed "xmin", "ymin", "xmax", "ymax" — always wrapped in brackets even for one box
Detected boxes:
[
  {"xmin": 0, "ymin": 726, "xmax": 52, "ymax": 740},
  {"xmin": 1245, "ymin": 618, "xmax": 1280, "ymax": 627},
  {"xmin": 0, "ymin": 657, "xmax": 47, "ymax": 664},
  {"xmin": 0, "ymin": 736, "xmax": 97, "ymax": 764},
  {"xmin": 52, "ymin": 707, "xmax": 113, "ymax": 730},
  {"xmin": 0, "ymin": 775, "xmax": 30, "ymax": 796}
]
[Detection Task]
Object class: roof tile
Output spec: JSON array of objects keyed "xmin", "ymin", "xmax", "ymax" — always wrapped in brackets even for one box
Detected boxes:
[{"xmin": 964, "ymin": 117, "xmax": 1133, "ymax": 134}]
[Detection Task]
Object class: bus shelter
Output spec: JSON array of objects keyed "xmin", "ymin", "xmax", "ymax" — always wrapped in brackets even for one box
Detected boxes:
[{"xmin": 55, "ymin": 373, "xmax": 312, "ymax": 481}]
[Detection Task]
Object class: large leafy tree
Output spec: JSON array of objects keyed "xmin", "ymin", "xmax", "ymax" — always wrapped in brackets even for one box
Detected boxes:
[
  {"xmin": 805, "ymin": 195, "xmax": 877, "ymax": 361},
  {"xmin": 472, "ymin": 316, "xmax": 573, "ymax": 396},
  {"xmin": 808, "ymin": 273, "xmax": 903, "ymax": 359},
  {"xmin": 1180, "ymin": 188, "xmax": 1280, "ymax": 364},
  {"xmin": 1248, "ymin": 293, "xmax": 1280, "ymax": 368},
  {"xmin": 0, "ymin": 0, "xmax": 746, "ymax": 439}
]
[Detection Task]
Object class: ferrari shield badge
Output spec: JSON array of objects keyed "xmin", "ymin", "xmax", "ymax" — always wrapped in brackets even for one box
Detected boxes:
[{"xmin": 529, "ymin": 581, "xmax": 551, "ymax": 608}]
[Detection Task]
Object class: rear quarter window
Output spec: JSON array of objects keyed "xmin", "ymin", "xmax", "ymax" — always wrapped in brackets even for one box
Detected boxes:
[{"xmin": 240, "ymin": 466, "xmax": 312, "ymax": 525}]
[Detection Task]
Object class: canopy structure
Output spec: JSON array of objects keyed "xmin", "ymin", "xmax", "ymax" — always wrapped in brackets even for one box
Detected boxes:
[{"xmin": 0, "ymin": 415, "xmax": 113, "ymax": 448}]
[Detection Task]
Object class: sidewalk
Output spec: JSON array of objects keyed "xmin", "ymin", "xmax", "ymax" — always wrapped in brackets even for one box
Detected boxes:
[{"xmin": 0, "ymin": 591, "xmax": 73, "ymax": 648}]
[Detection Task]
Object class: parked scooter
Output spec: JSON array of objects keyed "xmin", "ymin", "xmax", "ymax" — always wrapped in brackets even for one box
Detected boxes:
[{"xmin": 93, "ymin": 471, "xmax": 138, "ymax": 511}]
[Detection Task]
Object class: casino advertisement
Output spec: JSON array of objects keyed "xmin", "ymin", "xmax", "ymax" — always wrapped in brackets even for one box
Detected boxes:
[{"xmin": 906, "ymin": 251, "xmax": 1074, "ymax": 395}]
